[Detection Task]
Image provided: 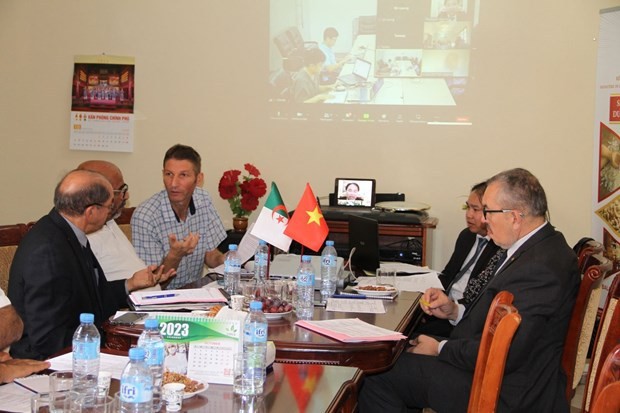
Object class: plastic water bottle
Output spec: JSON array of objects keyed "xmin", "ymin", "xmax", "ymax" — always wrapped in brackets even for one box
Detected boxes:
[
  {"xmin": 137, "ymin": 318, "xmax": 164, "ymax": 412},
  {"xmin": 224, "ymin": 244, "xmax": 241, "ymax": 295},
  {"xmin": 320, "ymin": 240, "xmax": 338, "ymax": 303},
  {"xmin": 120, "ymin": 347, "xmax": 153, "ymax": 413},
  {"xmin": 254, "ymin": 240, "xmax": 269, "ymax": 283},
  {"xmin": 296, "ymin": 255, "xmax": 315, "ymax": 320},
  {"xmin": 72, "ymin": 313, "xmax": 100, "ymax": 392},
  {"xmin": 242, "ymin": 300, "xmax": 268, "ymax": 395}
]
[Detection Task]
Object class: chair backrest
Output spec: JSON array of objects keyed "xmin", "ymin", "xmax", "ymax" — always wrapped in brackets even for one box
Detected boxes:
[
  {"xmin": 468, "ymin": 291, "xmax": 522, "ymax": 413},
  {"xmin": 562, "ymin": 252, "xmax": 612, "ymax": 400},
  {"xmin": 590, "ymin": 344, "xmax": 620, "ymax": 413},
  {"xmin": 0, "ymin": 223, "xmax": 28, "ymax": 294},
  {"xmin": 114, "ymin": 207, "xmax": 135, "ymax": 242},
  {"xmin": 582, "ymin": 273, "xmax": 620, "ymax": 413},
  {"xmin": 577, "ymin": 241, "xmax": 604, "ymax": 273}
]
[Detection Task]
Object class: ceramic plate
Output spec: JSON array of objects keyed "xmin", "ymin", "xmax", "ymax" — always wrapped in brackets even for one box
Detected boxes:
[
  {"xmin": 264, "ymin": 310, "xmax": 292, "ymax": 320},
  {"xmin": 183, "ymin": 380, "xmax": 208, "ymax": 399},
  {"xmin": 352, "ymin": 286, "xmax": 397, "ymax": 296}
]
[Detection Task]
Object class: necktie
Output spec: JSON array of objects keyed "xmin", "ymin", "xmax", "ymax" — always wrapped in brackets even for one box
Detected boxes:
[
  {"xmin": 462, "ymin": 247, "xmax": 507, "ymax": 305},
  {"xmin": 458, "ymin": 238, "xmax": 489, "ymax": 278}
]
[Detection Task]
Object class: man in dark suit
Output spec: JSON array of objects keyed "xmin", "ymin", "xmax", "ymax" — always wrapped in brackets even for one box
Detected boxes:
[
  {"xmin": 359, "ymin": 168, "xmax": 579, "ymax": 412},
  {"xmin": 417, "ymin": 182, "xmax": 500, "ymax": 336},
  {"xmin": 8, "ymin": 170, "xmax": 169, "ymax": 360}
]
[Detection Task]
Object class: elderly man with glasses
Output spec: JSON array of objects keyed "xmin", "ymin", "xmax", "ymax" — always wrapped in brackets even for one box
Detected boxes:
[
  {"xmin": 359, "ymin": 168, "xmax": 579, "ymax": 412},
  {"xmin": 78, "ymin": 160, "xmax": 175, "ymax": 291},
  {"xmin": 8, "ymin": 169, "xmax": 170, "ymax": 360}
]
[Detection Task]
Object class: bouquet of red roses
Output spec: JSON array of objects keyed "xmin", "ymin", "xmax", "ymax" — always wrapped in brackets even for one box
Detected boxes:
[{"xmin": 218, "ymin": 163, "xmax": 267, "ymax": 217}]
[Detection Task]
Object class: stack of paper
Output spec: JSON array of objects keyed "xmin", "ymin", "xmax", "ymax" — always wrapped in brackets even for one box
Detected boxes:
[
  {"xmin": 295, "ymin": 318, "xmax": 407, "ymax": 343},
  {"xmin": 129, "ymin": 288, "xmax": 228, "ymax": 311}
]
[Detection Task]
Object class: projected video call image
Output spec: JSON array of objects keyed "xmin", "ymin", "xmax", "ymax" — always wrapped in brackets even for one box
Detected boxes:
[
  {"xmin": 268, "ymin": 0, "xmax": 480, "ymax": 124},
  {"xmin": 335, "ymin": 178, "xmax": 375, "ymax": 207}
]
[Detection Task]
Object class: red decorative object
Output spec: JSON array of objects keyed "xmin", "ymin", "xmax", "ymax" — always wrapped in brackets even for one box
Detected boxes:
[{"xmin": 218, "ymin": 163, "xmax": 267, "ymax": 218}]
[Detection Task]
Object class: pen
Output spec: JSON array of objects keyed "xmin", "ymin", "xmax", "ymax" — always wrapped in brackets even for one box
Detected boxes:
[
  {"xmin": 332, "ymin": 293, "xmax": 367, "ymax": 299},
  {"xmin": 143, "ymin": 293, "xmax": 178, "ymax": 299},
  {"xmin": 396, "ymin": 271, "xmax": 431, "ymax": 276}
]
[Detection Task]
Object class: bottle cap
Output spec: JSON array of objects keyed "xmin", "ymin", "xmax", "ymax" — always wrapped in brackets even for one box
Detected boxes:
[
  {"xmin": 79, "ymin": 313, "xmax": 95, "ymax": 324},
  {"xmin": 326, "ymin": 240, "xmax": 334, "ymax": 246},
  {"xmin": 229, "ymin": 244, "xmax": 238, "ymax": 251},
  {"xmin": 129, "ymin": 347, "xmax": 146, "ymax": 360},
  {"xmin": 144, "ymin": 318, "xmax": 159, "ymax": 329},
  {"xmin": 302, "ymin": 255, "xmax": 311, "ymax": 262},
  {"xmin": 250, "ymin": 301, "xmax": 263, "ymax": 310},
  {"xmin": 259, "ymin": 240, "xmax": 267, "ymax": 246}
]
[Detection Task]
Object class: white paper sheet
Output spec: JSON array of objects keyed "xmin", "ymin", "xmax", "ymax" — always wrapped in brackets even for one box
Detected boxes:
[
  {"xmin": 356, "ymin": 272, "xmax": 443, "ymax": 293},
  {"xmin": 326, "ymin": 298, "xmax": 386, "ymax": 313}
]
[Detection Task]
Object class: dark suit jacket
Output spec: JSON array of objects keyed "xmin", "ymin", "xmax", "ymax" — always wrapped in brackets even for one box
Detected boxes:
[
  {"xmin": 435, "ymin": 223, "xmax": 579, "ymax": 412},
  {"xmin": 8, "ymin": 209, "xmax": 128, "ymax": 360},
  {"xmin": 439, "ymin": 228, "xmax": 500, "ymax": 292}
]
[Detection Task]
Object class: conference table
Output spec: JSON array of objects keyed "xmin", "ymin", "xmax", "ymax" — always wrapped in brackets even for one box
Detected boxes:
[{"xmin": 104, "ymin": 277, "xmax": 423, "ymax": 375}]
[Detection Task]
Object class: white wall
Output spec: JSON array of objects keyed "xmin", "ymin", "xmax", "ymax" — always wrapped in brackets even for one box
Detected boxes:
[{"xmin": 1, "ymin": 0, "xmax": 619, "ymax": 270}]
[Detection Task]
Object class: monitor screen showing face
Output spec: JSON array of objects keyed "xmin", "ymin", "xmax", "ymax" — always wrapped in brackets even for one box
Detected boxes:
[{"xmin": 335, "ymin": 178, "xmax": 376, "ymax": 207}]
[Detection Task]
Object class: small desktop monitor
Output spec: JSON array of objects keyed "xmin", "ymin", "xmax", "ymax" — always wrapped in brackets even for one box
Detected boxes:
[{"xmin": 334, "ymin": 178, "xmax": 376, "ymax": 207}]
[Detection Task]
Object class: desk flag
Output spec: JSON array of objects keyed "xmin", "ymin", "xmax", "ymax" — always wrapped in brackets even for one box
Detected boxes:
[
  {"xmin": 250, "ymin": 182, "xmax": 292, "ymax": 252},
  {"xmin": 284, "ymin": 183, "xmax": 329, "ymax": 252}
]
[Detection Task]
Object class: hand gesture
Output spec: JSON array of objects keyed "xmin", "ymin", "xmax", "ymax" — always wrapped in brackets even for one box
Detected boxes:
[
  {"xmin": 421, "ymin": 288, "xmax": 459, "ymax": 320},
  {"xmin": 168, "ymin": 232, "xmax": 200, "ymax": 258},
  {"xmin": 128, "ymin": 265, "xmax": 176, "ymax": 291},
  {"xmin": 0, "ymin": 358, "xmax": 51, "ymax": 384},
  {"xmin": 407, "ymin": 335, "xmax": 439, "ymax": 356}
]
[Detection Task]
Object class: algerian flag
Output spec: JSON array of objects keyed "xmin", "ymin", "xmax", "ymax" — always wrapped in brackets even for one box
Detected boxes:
[{"xmin": 250, "ymin": 182, "xmax": 292, "ymax": 252}]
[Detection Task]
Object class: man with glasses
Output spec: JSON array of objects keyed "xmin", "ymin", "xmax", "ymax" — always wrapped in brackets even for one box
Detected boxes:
[
  {"xmin": 416, "ymin": 181, "xmax": 500, "ymax": 337},
  {"xmin": 359, "ymin": 168, "xmax": 579, "ymax": 412},
  {"xmin": 78, "ymin": 161, "xmax": 175, "ymax": 291},
  {"xmin": 8, "ymin": 170, "xmax": 167, "ymax": 360}
]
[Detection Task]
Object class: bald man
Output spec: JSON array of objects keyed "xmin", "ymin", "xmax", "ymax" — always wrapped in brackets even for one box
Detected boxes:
[
  {"xmin": 78, "ymin": 161, "xmax": 175, "ymax": 290},
  {"xmin": 8, "ymin": 170, "xmax": 166, "ymax": 360}
]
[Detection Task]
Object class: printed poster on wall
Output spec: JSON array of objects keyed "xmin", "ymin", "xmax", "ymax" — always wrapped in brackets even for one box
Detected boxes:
[
  {"xmin": 70, "ymin": 55, "xmax": 135, "ymax": 152},
  {"xmin": 591, "ymin": 6, "xmax": 620, "ymax": 306}
]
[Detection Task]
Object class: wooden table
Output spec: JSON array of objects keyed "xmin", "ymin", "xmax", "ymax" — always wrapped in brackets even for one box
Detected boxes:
[
  {"xmin": 106, "ymin": 362, "xmax": 362, "ymax": 413},
  {"xmin": 104, "ymin": 281, "xmax": 422, "ymax": 374}
]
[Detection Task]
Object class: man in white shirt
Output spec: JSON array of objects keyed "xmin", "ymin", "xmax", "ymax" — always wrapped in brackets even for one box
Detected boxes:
[
  {"xmin": 0, "ymin": 289, "xmax": 49, "ymax": 383},
  {"xmin": 78, "ymin": 161, "xmax": 175, "ymax": 291}
]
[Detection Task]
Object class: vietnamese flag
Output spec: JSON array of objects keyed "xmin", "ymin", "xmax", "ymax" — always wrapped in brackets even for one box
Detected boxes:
[
  {"xmin": 284, "ymin": 183, "xmax": 329, "ymax": 252},
  {"xmin": 250, "ymin": 182, "xmax": 292, "ymax": 252}
]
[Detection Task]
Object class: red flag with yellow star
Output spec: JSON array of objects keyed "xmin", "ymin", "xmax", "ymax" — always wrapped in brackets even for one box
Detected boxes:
[{"xmin": 284, "ymin": 183, "xmax": 329, "ymax": 252}]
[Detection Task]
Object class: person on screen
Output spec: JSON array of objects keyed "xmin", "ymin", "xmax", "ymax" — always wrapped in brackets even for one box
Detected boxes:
[
  {"xmin": 291, "ymin": 48, "xmax": 333, "ymax": 103},
  {"xmin": 338, "ymin": 182, "xmax": 364, "ymax": 206},
  {"xmin": 319, "ymin": 27, "xmax": 352, "ymax": 84},
  {"xmin": 437, "ymin": 0, "xmax": 467, "ymax": 21}
]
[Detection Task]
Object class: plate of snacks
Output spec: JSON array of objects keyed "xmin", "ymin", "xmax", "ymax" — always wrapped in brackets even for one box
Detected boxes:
[
  {"xmin": 162, "ymin": 371, "xmax": 208, "ymax": 399},
  {"xmin": 352, "ymin": 285, "xmax": 398, "ymax": 297},
  {"xmin": 256, "ymin": 296, "xmax": 294, "ymax": 319}
]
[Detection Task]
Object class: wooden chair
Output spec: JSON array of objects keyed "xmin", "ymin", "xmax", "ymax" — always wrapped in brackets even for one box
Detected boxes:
[
  {"xmin": 574, "ymin": 238, "xmax": 604, "ymax": 273},
  {"xmin": 590, "ymin": 344, "xmax": 620, "ymax": 413},
  {"xmin": 582, "ymin": 273, "xmax": 620, "ymax": 413},
  {"xmin": 0, "ymin": 223, "xmax": 28, "ymax": 294},
  {"xmin": 562, "ymin": 253, "xmax": 612, "ymax": 401},
  {"xmin": 467, "ymin": 291, "xmax": 522, "ymax": 413},
  {"xmin": 114, "ymin": 206, "xmax": 135, "ymax": 242}
]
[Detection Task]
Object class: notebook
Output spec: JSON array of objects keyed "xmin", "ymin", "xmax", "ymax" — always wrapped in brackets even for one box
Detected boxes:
[
  {"xmin": 338, "ymin": 58, "xmax": 372, "ymax": 85},
  {"xmin": 348, "ymin": 214, "xmax": 380, "ymax": 273},
  {"xmin": 14, "ymin": 374, "xmax": 50, "ymax": 394},
  {"xmin": 346, "ymin": 78, "xmax": 384, "ymax": 102}
]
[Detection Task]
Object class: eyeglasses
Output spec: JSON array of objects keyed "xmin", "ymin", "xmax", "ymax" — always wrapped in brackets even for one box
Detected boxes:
[
  {"xmin": 113, "ymin": 183, "xmax": 129, "ymax": 197},
  {"xmin": 482, "ymin": 208, "xmax": 517, "ymax": 219}
]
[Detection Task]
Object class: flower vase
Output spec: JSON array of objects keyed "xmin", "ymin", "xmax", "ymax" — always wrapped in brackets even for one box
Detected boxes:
[{"xmin": 232, "ymin": 216, "xmax": 248, "ymax": 233}]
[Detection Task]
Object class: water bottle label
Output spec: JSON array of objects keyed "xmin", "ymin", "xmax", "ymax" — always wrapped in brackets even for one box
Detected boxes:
[
  {"xmin": 322, "ymin": 255, "xmax": 336, "ymax": 267},
  {"xmin": 255, "ymin": 252, "xmax": 268, "ymax": 266},
  {"xmin": 144, "ymin": 346, "xmax": 165, "ymax": 365},
  {"xmin": 121, "ymin": 382, "xmax": 153, "ymax": 403},
  {"xmin": 297, "ymin": 272, "xmax": 314, "ymax": 287},
  {"xmin": 225, "ymin": 261, "xmax": 241, "ymax": 273},
  {"xmin": 72, "ymin": 341, "xmax": 99, "ymax": 360},
  {"xmin": 245, "ymin": 323, "xmax": 268, "ymax": 343}
]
